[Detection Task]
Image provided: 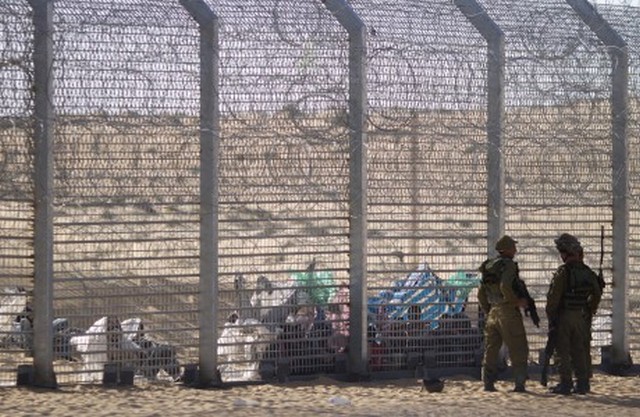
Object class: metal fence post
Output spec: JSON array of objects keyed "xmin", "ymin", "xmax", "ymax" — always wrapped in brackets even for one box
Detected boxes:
[
  {"xmin": 180, "ymin": 0, "xmax": 221, "ymax": 386},
  {"xmin": 322, "ymin": 0, "xmax": 368, "ymax": 377},
  {"xmin": 454, "ymin": 0, "xmax": 505, "ymax": 256},
  {"xmin": 27, "ymin": 0, "xmax": 56, "ymax": 389},
  {"xmin": 566, "ymin": 0, "xmax": 630, "ymax": 367}
]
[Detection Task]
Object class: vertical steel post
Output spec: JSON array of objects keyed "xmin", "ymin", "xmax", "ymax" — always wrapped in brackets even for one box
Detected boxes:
[
  {"xmin": 27, "ymin": 0, "xmax": 57, "ymax": 388},
  {"xmin": 180, "ymin": 0, "xmax": 221, "ymax": 386},
  {"xmin": 322, "ymin": 0, "xmax": 368, "ymax": 377},
  {"xmin": 566, "ymin": 0, "xmax": 630, "ymax": 367},
  {"xmin": 454, "ymin": 0, "xmax": 505, "ymax": 256}
]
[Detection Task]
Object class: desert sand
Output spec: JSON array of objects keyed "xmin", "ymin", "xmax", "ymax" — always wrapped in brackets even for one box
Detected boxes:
[{"xmin": 0, "ymin": 371, "xmax": 639, "ymax": 417}]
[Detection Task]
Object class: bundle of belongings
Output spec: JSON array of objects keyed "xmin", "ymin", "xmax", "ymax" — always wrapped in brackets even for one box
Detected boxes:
[
  {"xmin": 217, "ymin": 264, "xmax": 338, "ymax": 382},
  {"xmin": 217, "ymin": 314, "xmax": 278, "ymax": 382},
  {"xmin": 367, "ymin": 263, "xmax": 479, "ymax": 328},
  {"xmin": 366, "ymin": 263, "xmax": 483, "ymax": 369}
]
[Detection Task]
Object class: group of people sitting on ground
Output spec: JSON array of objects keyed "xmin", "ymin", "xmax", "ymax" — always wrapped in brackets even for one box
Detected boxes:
[
  {"xmin": 1, "ymin": 299, "xmax": 180, "ymax": 383},
  {"xmin": 3, "ymin": 232, "xmax": 608, "ymax": 391},
  {"xmin": 217, "ymin": 263, "xmax": 483, "ymax": 381}
]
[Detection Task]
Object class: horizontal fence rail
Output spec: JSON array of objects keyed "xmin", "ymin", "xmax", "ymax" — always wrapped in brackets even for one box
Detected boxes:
[{"xmin": 1, "ymin": 0, "xmax": 639, "ymax": 387}]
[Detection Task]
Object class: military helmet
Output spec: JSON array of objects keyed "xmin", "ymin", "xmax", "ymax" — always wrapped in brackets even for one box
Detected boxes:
[
  {"xmin": 554, "ymin": 233, "xmax": 582, "ymax": 254},
  {"xmin": 495, "ymin": 235, "xmax": 517, "ymax": 251}
]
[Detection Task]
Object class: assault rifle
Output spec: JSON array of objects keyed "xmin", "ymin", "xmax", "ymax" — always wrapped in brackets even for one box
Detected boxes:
[
  {"xmin": 597, "ymin": 225, "xmax": 606, "ymax": 290},
  {"xmin": 513, "ymin": 274, "xmax": 540, "ymax": 328},
  {"xmin": 540, "ymin": 321, "xmax": 557, "ymax": 386}
]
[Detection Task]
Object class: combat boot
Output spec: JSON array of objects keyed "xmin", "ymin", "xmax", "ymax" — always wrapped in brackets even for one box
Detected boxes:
[
  {"xmin": 574, "ymin": 380, "xmax": 590, "ymax": 395},
  {"xmin": 550, "ymin": 381, "xmax": 572, "ymax": 395},
  {"xmin": 513, "ymin": 382, "xmax": 526, "ymax": 393},
  {"xmin": 483, "ymin": 381, "xmax": 497, "ymax": 392}
]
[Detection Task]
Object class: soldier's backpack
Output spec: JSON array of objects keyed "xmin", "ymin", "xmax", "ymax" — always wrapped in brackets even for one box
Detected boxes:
[{"xmin": 479, "ymin": 258, "xmax": 503, "ymax": 285}]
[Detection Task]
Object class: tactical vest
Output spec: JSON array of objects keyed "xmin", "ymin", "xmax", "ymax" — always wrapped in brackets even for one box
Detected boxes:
[{"xmin": 563, "ymin": 264, "xmax": 595, "ymax": 310}]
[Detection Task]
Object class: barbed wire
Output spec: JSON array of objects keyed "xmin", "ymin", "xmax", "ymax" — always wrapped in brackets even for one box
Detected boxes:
[
  {"xmin": 0, "ymin": 1, "xmax": 637, "ymax": 267},
  {"xmin": 1, "ymin": 0, "xmax": 640, "ymax": 385}
]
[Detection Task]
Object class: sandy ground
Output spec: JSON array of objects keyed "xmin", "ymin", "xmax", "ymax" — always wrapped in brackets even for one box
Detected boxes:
[{"xmin": 0, "ymin": 371, "xmax": 639, "ymax": 417}]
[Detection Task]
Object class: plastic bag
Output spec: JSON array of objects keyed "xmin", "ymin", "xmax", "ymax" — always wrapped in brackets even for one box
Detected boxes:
[{"xmin": 290, "ymin": 270, "xmax": 336, "ymax": 305}]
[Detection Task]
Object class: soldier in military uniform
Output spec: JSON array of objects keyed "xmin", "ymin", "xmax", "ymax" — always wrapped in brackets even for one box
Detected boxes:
[
  {"xmin": 478, "ymin": 235, "xmax": 530, "ymax": 392},
  {"xmin": 546, "ymin": 233, "xmax": 602, "ymax": 395}
]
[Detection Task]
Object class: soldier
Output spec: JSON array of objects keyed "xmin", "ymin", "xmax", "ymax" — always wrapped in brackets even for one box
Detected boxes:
[
  {"xmin": 546, "ymin": 233, "xmax": 602, "ymax": 395},
  {"xmin": 577, "ymin": 246, "xmax": 596, "ymax": 383},
  {"xmin": 478, "ymin": 235, "xmax": 530, "ymax": 392}
]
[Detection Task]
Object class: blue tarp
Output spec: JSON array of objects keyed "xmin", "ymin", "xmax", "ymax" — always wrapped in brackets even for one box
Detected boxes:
[{"xmin": 368, "ymin": 263, "xmax": 479, "ymax": 329}]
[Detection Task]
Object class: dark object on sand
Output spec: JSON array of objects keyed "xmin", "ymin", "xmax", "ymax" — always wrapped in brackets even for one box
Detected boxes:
[{"xmin": 421, "ymin": 378, "xmax": 445, "ymax": 393}]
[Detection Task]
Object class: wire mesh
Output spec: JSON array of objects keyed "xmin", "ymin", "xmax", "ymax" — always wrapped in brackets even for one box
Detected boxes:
[
  {"xmin": 476, "ymin": 0, "xmax": 614, "ymax": 362},
  {"xmin": 350, "ymin": 0, "xmax": 488, "ymax": 371},
  {"xmin": 595, "ymin": 1, "xmax": 640, "ymax": 364},
  {"xmin": 212, "ymin": 0, "xmax": 350, "ymax": 381},
  {"xmin": 0, "ymin": 0, "xmax": 35, "ymax": 387},
  {"xmin": 1, "ymin": 0, "xmax": 640, "ymax": 386},
  {"xmin": 49, "ymin": 0, "xmax": 200, "ymax": 384}
]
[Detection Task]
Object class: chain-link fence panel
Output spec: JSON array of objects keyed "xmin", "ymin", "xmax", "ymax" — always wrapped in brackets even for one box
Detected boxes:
[
  {"xmin": 350, "ymin": 0, "xmax": 489, "ymax": 372},
  {"xmin": 478, "ymin": 0, "xmax": 616, "ymax": 365},
  {"xmin": 0, "ymin": 0, "xmax": 35, "ymax": 387},
  {"xmin": 596, "ymin": 0, "xmax": 640, "ymax": 365},
  {"xmin": 211, "ymin": 0, "xmax": 350, "ymax": 381},
  {"xmin": 2, "ymin": 0, "xmax": 640, "ymax": 388},
  {"xmin": 49, "ymin": 0, "xmax": 200, "ymax": 385}
]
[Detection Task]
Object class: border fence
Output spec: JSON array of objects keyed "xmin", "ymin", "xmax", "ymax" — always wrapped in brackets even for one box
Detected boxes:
[{"xmin": 0, "ymin": 0, "xmax": 639, "ymax": 387}]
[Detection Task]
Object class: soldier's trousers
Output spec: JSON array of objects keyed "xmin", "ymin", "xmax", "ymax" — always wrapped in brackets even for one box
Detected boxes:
[
  {"xmin": 556, "ymin": 310, "xmax": 590, "ymax": 383},
  {"xmin": 585, "ymin": 314, "xmax": 593, "ymax": 378},
  {"xmin": 482, "ymin": 306, "xmax": 529, "ymax": 385}
]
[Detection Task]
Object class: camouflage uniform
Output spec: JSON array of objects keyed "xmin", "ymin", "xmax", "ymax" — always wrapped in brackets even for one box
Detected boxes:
[
  {"xmin": 546, "ymin": 234, "xmax": 602, "ymax": 395},
  {"xmin": 478, "ymin": 235, "xmax": 529, "ymax": 392}
]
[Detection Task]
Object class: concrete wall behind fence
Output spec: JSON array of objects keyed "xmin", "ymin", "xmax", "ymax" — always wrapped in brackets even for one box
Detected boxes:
[{"xmin": 0, "ymin": 0, "xmax": 639, "ymax": 387}]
